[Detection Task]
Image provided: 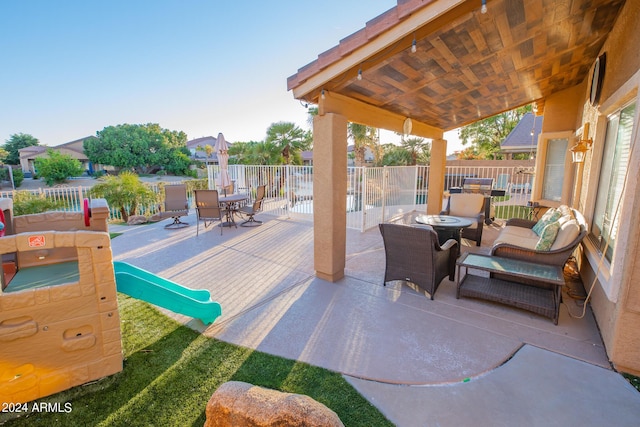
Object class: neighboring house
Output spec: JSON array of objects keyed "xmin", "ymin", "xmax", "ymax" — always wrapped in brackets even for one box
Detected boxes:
[
  {"xmin": 301, "ymin": 150, "xmax": 313, "ymax": 165},
  {"xmin": 187, "ymin": 136, "xmax": 225, "ymax": 164},
  {"xmin": 18, "ymin": 137, "xmax": 99, "ymax": 176},
  {"xmin": 500, "ymin": 113, "xmax": 543, "ymax": 159},
  {"xmin": 288, "ymin": 0, "xmax": 640, "ymax": 375}
]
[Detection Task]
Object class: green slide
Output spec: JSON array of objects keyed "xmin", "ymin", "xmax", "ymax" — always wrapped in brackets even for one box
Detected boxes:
[{"xmin": 113, "ymin": 261, "xmax": 221, "ymax": 324}]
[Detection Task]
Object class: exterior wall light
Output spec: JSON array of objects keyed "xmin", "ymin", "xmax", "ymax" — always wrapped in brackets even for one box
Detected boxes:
[{"xmin": 570, "ymin": 123, "xmax": 593, "ymax": 164}]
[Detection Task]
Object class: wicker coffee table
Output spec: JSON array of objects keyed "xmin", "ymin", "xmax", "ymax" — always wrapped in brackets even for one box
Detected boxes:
[{"xmin": 456, "ymin": 253, "xmax": 565, "ymax": 324}]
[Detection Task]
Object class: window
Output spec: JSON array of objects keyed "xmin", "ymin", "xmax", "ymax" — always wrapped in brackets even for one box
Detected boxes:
[
  {"xmin": 532, "ymin": 131, "xmax": 573, "ymax": 206},
  {"xmin": 591, "ymin": 102, "xmax": 635, "ymax": 261},
  {"xmin": 541, "ymin": 138, "xmax": 568, "ymax": 201}
]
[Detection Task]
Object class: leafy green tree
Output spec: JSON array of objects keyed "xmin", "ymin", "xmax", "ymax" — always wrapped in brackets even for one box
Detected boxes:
[
  {"xmin": 265, "ymin": 121, "xmax": 311, "ymax": 165},
  {"xmin": 0, "ymin": 147, "xmax": 9, "ymax": 164},
  {"xmin": 89, "ymin": 171, "xmax": 157, "ymax": 222},
  {"xmin": 84, "ymin": 123, "xmax": 190, "ymax": 174},
  {"xmin": 34, "ymin": 149, "xmax": 84, "ymax": 186},
  {"xmin": 3, "ymin": 133, "xmax": 39, "ymax": 165},
  {"xmin": 459, "ymin": 105, "xmax": 532, "ymax": 159}
]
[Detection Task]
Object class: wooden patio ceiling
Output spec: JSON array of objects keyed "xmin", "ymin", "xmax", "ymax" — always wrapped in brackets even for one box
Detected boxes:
[{"xmin": 288, "ymin": 0, "xmax": 625, "ymax": 135}]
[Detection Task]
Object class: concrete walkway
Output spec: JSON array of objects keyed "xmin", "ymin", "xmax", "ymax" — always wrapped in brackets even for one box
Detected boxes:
[{"xmin": 109, "ymin": 213, "xmax": 640, "ymax": 426}]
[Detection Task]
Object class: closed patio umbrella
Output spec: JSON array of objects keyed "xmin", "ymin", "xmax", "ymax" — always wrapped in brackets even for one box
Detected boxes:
[{"xmin": 215, "ymin": 132, "xmax": 231, "ymax": 194}]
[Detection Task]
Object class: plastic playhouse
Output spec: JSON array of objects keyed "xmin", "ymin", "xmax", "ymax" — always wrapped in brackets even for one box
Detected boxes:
[{"xmin": 0, "ymin": 199, "xmax": 221, "ymax": 405}]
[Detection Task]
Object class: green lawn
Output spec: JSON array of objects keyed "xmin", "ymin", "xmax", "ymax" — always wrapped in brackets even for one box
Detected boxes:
[{"xmin": 1, "ymin": 295, "xmax": 392, "ymax": 427}]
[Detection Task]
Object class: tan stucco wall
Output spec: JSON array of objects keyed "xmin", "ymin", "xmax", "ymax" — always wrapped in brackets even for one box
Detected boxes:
[
  {"xmin": 540, "ymin": 84, "xmax": 585, "ymax": 133},
  {"xmin": 573, "ymin": 0, "xmax": 640, "ymax": 374}
]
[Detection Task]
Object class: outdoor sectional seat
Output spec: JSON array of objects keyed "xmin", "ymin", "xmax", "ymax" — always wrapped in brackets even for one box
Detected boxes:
[{"xmin": 491, "ymin": 205, "xmax": 588, "ymax": 279}]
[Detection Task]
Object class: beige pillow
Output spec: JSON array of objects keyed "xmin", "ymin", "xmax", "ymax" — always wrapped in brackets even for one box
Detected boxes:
[{"xmin": 550, "ymin": 219, "xmax": 581, "ymax": 250}]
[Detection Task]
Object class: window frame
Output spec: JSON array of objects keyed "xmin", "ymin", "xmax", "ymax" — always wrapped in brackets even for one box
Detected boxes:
[
  {"xmin": 532, "ymin": 131, "xmax": 574, "ymax": 208},
  {"xmin": 582, "ymin": 81, "xmax": 639, "ymax": 302}
]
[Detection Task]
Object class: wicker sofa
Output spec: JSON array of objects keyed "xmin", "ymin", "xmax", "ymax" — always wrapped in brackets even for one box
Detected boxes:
[{"xmin": 491, "ymin": 205, "xmax": 587, "ymax": 272}]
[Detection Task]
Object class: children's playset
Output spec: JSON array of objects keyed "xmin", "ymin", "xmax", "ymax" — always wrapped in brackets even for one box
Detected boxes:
[{"xmin": 0, "ymin": 198, "xmax": 221, "ymax": 405}]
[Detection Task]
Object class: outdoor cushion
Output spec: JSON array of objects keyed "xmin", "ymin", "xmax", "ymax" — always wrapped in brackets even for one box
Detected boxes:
[
  {"xmin": 500, "ymin": 225, "xmax": 539, "ymax": 238},
  {"xmin": 493, "ymin": 231, "xmax": 539, "ymax": 249},
  {"xmin": 550, "ymin": 219, "xmax": 581, "ymax": 251},
  {"xmin": 448, "ymin": 193, "xmax": 484, "ymax": 217},
  {"xmin": 532, "ymin": 208, "xmax": 562, "ymax": 235},
  {"xmin": 535, "ymin": 221, "xmax": 561, "ymax": 251}
]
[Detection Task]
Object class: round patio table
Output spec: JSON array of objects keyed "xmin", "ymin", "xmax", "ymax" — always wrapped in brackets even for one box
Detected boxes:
[
  {"xmin": 219, "ymin": 194, "xmax": 249, "ymax": 227},
  {"xmin": 414, "ymin": 215, "xmax": 473, "ymax": 254}
]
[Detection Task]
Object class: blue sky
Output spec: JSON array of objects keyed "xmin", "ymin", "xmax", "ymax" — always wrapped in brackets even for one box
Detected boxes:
[{"xmin": 0, "ymin": 1, "xmax": 462, "ymax": 152}]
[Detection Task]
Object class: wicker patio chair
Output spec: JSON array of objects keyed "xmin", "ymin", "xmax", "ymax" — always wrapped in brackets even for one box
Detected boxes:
[
  {"xmin": 239, "ymin": 185, "xmax": 266, "ymax": 227},
  {"xmin": 194, "ymin": 189, "xmax": 225, "ymax": 235},
  {"xmin": 379, "ymin": 222, "xmax": 458, "ymax": 300}
]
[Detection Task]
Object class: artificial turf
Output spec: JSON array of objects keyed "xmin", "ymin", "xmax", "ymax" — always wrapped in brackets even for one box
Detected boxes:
[{"xmin": 1, "ymin": 294, "xmax": 393, "ymax": 426}]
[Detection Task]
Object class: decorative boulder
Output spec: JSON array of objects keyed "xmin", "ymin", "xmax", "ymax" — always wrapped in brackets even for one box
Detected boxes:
[
  {"xmin": 148, "ymin": 213, "xmax": 163, "ymax": 223},
  {"xmin": 127, "ymin": 215, "xmax": 148, "ymax": 225},
  {"xmin": 204, "ymin": 381, "xmax": 344, "ymax": 427}
]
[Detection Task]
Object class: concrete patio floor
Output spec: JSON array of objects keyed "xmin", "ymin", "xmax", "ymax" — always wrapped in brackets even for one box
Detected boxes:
[{"xmin": 109, "ymin": 212, "xmax": 640, "ymax": 426}]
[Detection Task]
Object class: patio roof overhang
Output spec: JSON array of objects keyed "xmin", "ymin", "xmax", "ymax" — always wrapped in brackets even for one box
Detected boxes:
[{"xmin": 287, "ymin": 0, "xmax": 625, "ymax": 138}]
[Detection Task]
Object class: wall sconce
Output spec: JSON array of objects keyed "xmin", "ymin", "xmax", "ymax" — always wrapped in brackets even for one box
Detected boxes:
[{"xmin": 570, "ymin": 122, "xmax": 593, "ymax": 163}]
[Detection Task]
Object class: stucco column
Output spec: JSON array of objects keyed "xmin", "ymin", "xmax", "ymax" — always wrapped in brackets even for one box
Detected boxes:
[
  {"xmin": 313, "ymin": 113, "xmax": 347, "ymax": 282},
  {"xmin": 427, "ymin": 138, "xmax": 447, "ymax": 214}
]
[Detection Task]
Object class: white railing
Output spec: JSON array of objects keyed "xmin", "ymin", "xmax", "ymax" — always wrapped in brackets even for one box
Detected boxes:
[
  {"xmin": 207, "ymin": 164, "xmax": 535, "ymax": 232},
  {"xmin": 0, "ymin": 165, "xmax": 535, "ymax": 227}
]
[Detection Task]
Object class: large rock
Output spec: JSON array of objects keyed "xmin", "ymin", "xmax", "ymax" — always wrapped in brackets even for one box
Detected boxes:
[
  {"xmin": 204, "ymin": 381, "xmax": 344, "ymax": 427},
  {"xmin": 127, "ymin": 215, "xmax": 148, "ymax": 225}
]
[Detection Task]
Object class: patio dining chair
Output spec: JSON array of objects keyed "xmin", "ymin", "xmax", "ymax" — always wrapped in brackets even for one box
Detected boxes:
[
  {"xmin": 159, "ymin": 184, "xmax": 189, "ymax": 229},
  {"xmin": 440, "ymin": 193, "xmax": 486, "ymax": 246},
  {"xmin": 194, "ymin": 189, "xmax": 225, "ymax": 235},
  {"xmin": 379, "ymin": 223, "xmax": 457, "ymax": 300},
  {"xmin": 239, "ymin": 185, "xmax": 266, "ymax": 227}
]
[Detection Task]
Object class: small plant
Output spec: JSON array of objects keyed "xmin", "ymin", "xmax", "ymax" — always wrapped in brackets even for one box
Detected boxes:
[
  {"xmin": 12, "ymin": 168, "xmax": 24, "ymax": 187},
  {"xmin": 12, "ymin": 191, "xmax": 65, "ymax": 216}
]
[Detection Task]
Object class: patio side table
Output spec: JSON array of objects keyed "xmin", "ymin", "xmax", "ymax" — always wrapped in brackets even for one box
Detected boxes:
[{"xmin": 456, "ymin": 253, "xmax": 565, "ymax": 324}]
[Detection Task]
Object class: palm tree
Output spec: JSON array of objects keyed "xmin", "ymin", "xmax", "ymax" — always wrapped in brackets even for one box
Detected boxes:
[
  {"xmin": 348, "ymin": 123, "xmax": 378, "ymax": 167},
  {"xmin": 401, "ymin": 136, "xmax": 430, "ymax": 165},
  {"xmin": 265, "ymin": 122, "xmax": 311, "ymax": 165},
  {"xmin": 89, "ymin": 171, "xmax": 157, "ymax": 222}
]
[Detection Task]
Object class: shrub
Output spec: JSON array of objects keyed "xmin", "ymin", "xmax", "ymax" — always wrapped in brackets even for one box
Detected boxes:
[
  {"xmin": 35, "ymin": 149, "xmax": 84, "ymax": 185},
  {"xmin": 12, "ymin": 191, "xmax": 65, "ymax": 216},
  {"xmin": 12, "ymin": 168, "xmax": 24, "ymax": 187},
  {"xmin": 89, "ymin": 171, "xmax": 158, "ymax": 222}
]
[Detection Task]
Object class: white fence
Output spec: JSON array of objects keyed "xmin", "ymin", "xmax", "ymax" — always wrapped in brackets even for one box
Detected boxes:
[
  {"xmin": 0, "ymin": 165, "xmax": 534, "ymax": 228},
  {"xmin": 207, "ymin": 164, "xmax": 536, "ymax": 232}
]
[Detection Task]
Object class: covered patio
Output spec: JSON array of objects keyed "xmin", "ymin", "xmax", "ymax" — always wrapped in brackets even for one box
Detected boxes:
[{"xmin": 287, "ymin": 0, "xmax": 640, "ymax": 376}]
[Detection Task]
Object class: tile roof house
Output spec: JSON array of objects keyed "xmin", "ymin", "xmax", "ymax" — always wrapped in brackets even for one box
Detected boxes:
[
  {"xmin": 19, "ymin": 137, "xmax": 94, "ymax": 176},
  {"xmin": 187, "ymin": 136, "xmax": 227, "ymax": 164},
  {"xmin": 500, "ymin": 113, "xmax": 543, "ymax": 159}
]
